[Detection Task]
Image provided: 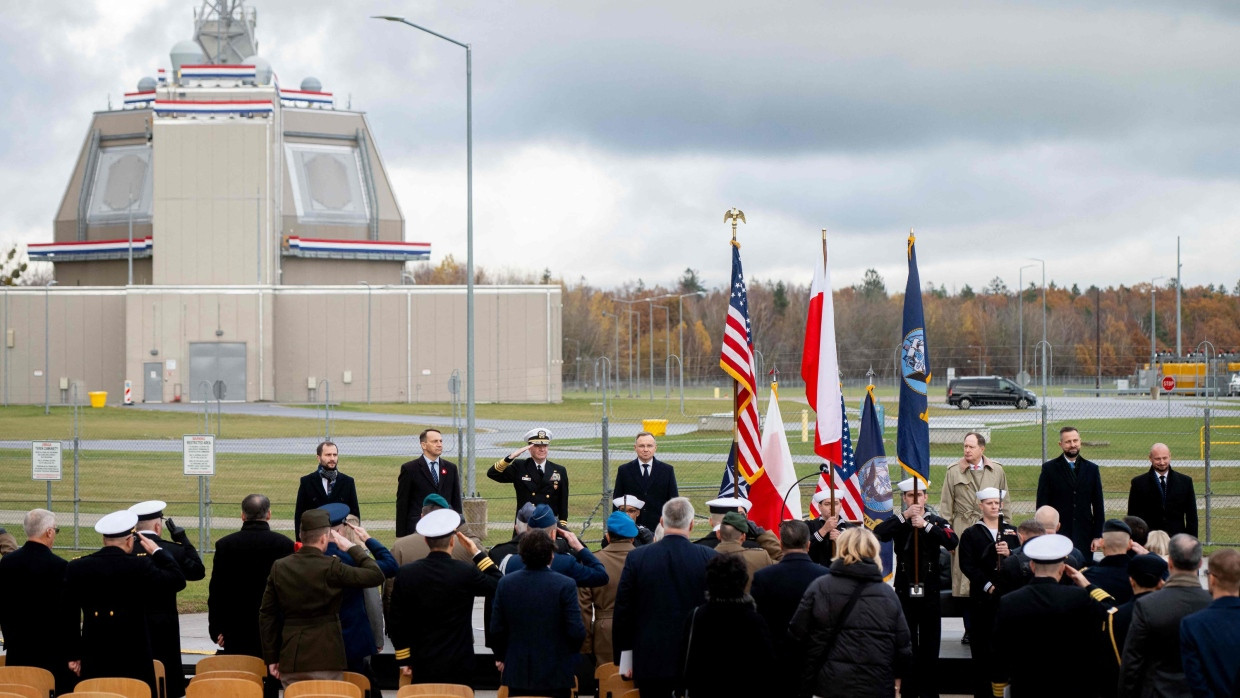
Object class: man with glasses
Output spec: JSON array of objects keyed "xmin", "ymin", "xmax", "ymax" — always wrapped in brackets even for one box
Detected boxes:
[
  {"xmin": 0, "ymin": 509, "xmax": 75, "ymax": 694},
  {"xmin": 488, "ymin": 428, "xmax": 570, "ymax": 525}
]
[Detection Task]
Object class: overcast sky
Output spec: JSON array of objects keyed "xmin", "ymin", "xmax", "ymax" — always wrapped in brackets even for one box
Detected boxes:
[{"xmin": 2, "ymin": 1, "xmax": 1238, "ymax": 292}]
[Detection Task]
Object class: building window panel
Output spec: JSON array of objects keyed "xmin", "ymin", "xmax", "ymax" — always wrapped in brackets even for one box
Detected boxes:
[
  {"xmin": 285, "ymin": 143, "xmax": 370, "ymax": 225},
  {"xmin": 86, "ymin": 145, "xmax": 153, "ymax": 224}
]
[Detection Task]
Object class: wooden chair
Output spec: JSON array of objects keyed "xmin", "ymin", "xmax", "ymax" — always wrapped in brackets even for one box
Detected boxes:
[
  {"xmin": 284, "ymin": 680, "xmax": 363, "ymax": 698},
  {"xmin": 396, "ymin": 684, "xmax": 474, "ymax": 697},
  {"xmin": 189, "ymin": 670, "xmax": 263, "ymax": 686},
  {"xmin": 597, "ymin": 672, "xmax": 635, "ymax": 698},
  {"xmin": 0, "ymin": 683, "xmax": 41, "ymax": 698},
  {"xmin": 0, "ymin": 667, "xmax": 53, "ymax": 698},
  {"xmin": 620, "ymin": 691, "xmax": 640, "ymax": 698},
  {"xmin": 184, "ymin": 677, "xmax": 261, "ymax": 698},
  {"xmin": 56, "ymin": 693, "xmax": 127, "ymax": 698},
  {"xmin": 496, "ymin": 688, "xmax": 508, "ymax": 698},
  {"xmin": 75, "ymin": 677, "xmax": 150, "ymax": 698},
  {"xmin": 340, "ymin": 671, "xmax": 371, "ymax": 698},
  {"xmin": 397, "ymin": 670, "xmax": 412, "ymax": 688},
  {"xmin": 153, "ymin": 659, "xmax": 166, "ymax": 698},
  {"xmin": 192, "ymin": 655, "xmax": 266, "ymax": 677},
  {"xmin": 593, "ymin": 663, "xmax": 616, "ymax": 680}
]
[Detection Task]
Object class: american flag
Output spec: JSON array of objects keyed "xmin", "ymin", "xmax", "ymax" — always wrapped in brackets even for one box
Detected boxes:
[
  {"xmin": 809, "ymin": 394, "xmax": 864, "ymax": 521},
  {"xmin": 719, "ymin": 241, "xmax": 763, "ymax": 485}
]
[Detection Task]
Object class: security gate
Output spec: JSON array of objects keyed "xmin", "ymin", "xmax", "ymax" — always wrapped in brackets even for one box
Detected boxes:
[{"xmin": 188, "ymin": 342, "xmax": 246, "ymax": 402}]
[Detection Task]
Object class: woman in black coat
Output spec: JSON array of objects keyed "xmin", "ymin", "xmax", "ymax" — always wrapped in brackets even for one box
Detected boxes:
[
  {"xmin": 790, "ymin": 527, "xmax": 913, "ymax": 698},
  {"xmin": 681, "ymin": 554, "xmax": 776, "ymax": 697}
]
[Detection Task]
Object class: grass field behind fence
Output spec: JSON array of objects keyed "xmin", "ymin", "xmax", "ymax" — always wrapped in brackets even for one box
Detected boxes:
[{"xmin": 3, "ymin": 394, "xmax": 1240, "ymax": 613}]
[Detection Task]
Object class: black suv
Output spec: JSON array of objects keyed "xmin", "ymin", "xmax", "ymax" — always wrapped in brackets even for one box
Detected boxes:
[{"xmin": 946, "ymin": 376, "xmax": 1037, "ymax": 409}]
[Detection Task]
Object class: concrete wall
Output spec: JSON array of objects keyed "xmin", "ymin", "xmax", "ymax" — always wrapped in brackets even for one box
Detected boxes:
[
  {"xmin": 56, "ymin": 259, "xmax": 154, "ymax": 287},
  {"xmin": 0, "ymin": 288, "xmax": 127, "ymax": 405},
  {"xmin": 55, "ymin": 110, "xmax": 152, "ymax": 244},
  {"xmin": 152, "ymin": 119, "xmax": 271, "ymax": 285},
  {"xmin": 272, "ymin": 285, "xmax": 562, "ymax": 404},
  {"xmin": 280, "ymin": 258, "xmax": 402, "ymax": 286}
]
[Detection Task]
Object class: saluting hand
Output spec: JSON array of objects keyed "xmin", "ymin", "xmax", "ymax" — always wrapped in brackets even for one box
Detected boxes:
[
  {"xmin": 137, "ymin": 533, "xmax": 161, "ymax": 555},
  {"xmin": 1063, "ymin": 563, "xmax": 1089, "ymax": 587},
  {"xmin": 329, "ymin": 529, "xmax": 355, "ymax": 549},
  {"xmin": 507, "ymin": 444, "xmax": 533, "ymax": 460},
  {"xmin": 456, "ymin": 531, "xmax": 481, "ymax": 556},
  {"xmin": 558, "ymin": 528, "xmax": 585, "ymax": 552},
  {"xmin": 345, "ymin": 521, "xmax": 371, "ymax": 543}
]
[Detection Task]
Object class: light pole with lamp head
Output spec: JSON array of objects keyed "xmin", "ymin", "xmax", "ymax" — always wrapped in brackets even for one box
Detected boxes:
[
  {"xmin": 359, "ymin": 281, "xmax": 371, "ymax": 404},
  {"xmin": 45, "ymin": 280, "xmax": 57, "ymax": 414},
  {"xmin": 676, "ymin": 290, "xmax": 706, "ymax": 394},
  {"xmin": 373, "ymin": 15, "xmax": 477, "ymax": 492},
  {"xmin": 601, "ymin": 311, "xmax": 620, "ymax": 396},
  {"xmin": 1018, "ymin": 263, "xmax": 1036, "ymax": 381},
  {"xmin": 1150, "ymin": 275, "xmax": 1164, "ymax": 375}
]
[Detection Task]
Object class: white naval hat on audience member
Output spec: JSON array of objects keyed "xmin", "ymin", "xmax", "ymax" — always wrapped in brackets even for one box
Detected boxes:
[
  {"xmin": 1022, "ymin": 533, "xmax": 1073, "ymax": 563},
  {"xmin": 524, "ymin": 428, "xmax": 553, "ymax": 444},
  {"xmin": 613, "ymin": 495, "xmax": 645, "ymax": 510},
  {"xmin": 976, "ymin": 487, "xmax": 1006, "ymax": 501},
  {"xmin": 897, "ymin": 478, "xmax": 932, "ymax": 492},
  {"xmin": 129, "ymin": 500, "xmax": 167, "ymax": 521},
  {"xmin": 95, "ymin": 510, "xmax": 139, "ymax": 538},
  {"xmin": 705, "ymin": 496, "xmax": 753, "ymax": 514},
  {"xmin": 416, "ymin": 508, "xmax": 462, "ymax": 537}
]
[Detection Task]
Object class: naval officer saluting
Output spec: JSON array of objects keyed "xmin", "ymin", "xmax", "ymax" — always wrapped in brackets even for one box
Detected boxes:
[
  {"xmin": 63, "ymin": 510, "xmax": 187, "ymax": 693},
  {"xmin": 487, "ymin": 428, "xmax": 570, "ymax": 525},
  {"xmin": 130, "ymin": 500, "xmax": 206, "ymax": 698}
]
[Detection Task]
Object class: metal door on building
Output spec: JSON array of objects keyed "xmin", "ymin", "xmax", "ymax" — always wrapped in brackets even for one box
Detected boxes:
[
  {"xmin": 143, "ymin": 362, "xmax": 163, "ymax": 403},
  {"xmin": 189, "ymin": 342, "xmax": 246, "ymax": 402}
]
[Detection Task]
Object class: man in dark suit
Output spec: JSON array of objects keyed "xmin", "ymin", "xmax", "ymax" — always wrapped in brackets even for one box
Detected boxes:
[
  {"xmin": 1128, "ymin": 443, "xmax": 1198, "ymax": 537},
  {"xmin": 390, "ymin": 509, "xmax": 500, "ymax": 686},
  {"xmin": 1036, "ymin": 426, "xmax": 1105, "ymax": 556},
  {"xmin": 875, "ymin": 478, "xmax": 959, "ymax": 698},
  {"xmin": 63, "ymin": 510, "xmax": 187, "ymax": 694},
  {"xmin": 491, "ymin": 531, "xmax": 586, "ymax": 698},
  {"xmin": 130, "ymin": 500, "xmax": 207, "ymax": 698},
  {"xmin": 613, "ymin": 497, "xmax": 716, "ymax": 698},
  {"xmin": 612, "ymin": 431, "xmax": 679, "ymax": 531},
  {"xmin": 294, "ymin": 441, "xmax": 360, "ymax": 538},
  {"xmin": 750, "ymin": 520, "xmax": 830, "ymax": 698},
  {"xmin": 487, "ymin": 427, "xmax": 569, "ymax": 524},
  {"xmin": 396, "ymin": 428, "xmax": 463, "ymax": 536},
  {"xmin": 1180, "ymin": 547, "xmax": 1240, "ymax": 698},
  {"xmin": 0, "ymin": 509, "xmax": 75, "ymax": 695},
  {"xmin": 259, "ymin": 509, "xmax": 384, "ymax": 686},
  {"xmin": 1119, "ymin": 534, "xmax": 1212, "ymax": 697},
  {"xmin": 209, "ymin": 494, "xmax": 294, "ymax": 698}
]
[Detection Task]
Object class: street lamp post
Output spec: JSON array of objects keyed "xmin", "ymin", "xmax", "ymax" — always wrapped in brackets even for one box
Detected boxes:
[
  {"xmin": 1029, "ymin": 258, "xmax": 1046, "ymax": 391},
  {"xmin": 44, "ymin": 280, "xmax": 57, "ymax": 414},
  {"xmin": 1150, "ymin": 276, "xmax": 1164, "ymax": 374},
  {"xmin": 654, "ymin": 304, "xmax": 671, "ymax": 396},
  {"xmin": 1018, "ymin": 263, "xmax": 1036, "ymax": 381},
  {"xmin": 676, "ymin": 291, "xmax": 705, "ymax": 395},
  {"xmin": 374, "ymin": 15, "xmax": 477, "ymax": 493},
  {"xmin": 621, "ymin": 309, "xmax": 640, "ymax": 397},
  {"xmin": 601, "ymin": 311, "xmax": 620, "ymax": 396},
  {"xmin": 360, "ymin": 281, "xmax": 372, "ymax": 404}
]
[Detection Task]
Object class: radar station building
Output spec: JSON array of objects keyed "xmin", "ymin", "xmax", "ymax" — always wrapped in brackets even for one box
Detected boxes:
[{"xmin": 1, "ymin": 1, "xmax": 562, "ymax": 405}]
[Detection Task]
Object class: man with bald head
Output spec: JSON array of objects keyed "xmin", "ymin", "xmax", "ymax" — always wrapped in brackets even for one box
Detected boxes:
[{"xmin": 1127, "ymin": 443, "xmax": 1197, "ymax": 537}]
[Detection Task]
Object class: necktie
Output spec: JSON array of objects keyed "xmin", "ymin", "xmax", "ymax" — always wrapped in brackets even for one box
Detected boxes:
[
  {"xmin": 1159, "ymin": 475, "xmax": 1167, "ymax": 505},
  {"xmin": 430, "ymin": 461, "xmax": 440, "ymax": 487},
  {"xmin": 538, "ymin": 463, "xmax": 544, "ymax": 475},
  {"xmin": 642, "ymin": 464, "xmax": 651, "ymax": 484}
]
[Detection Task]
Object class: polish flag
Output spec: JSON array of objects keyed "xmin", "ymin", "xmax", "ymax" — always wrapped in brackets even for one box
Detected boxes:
[
  {"xmin": 801, "ymin": 246, "xmax": 843, "ymax": 464},
  {"xmin": 749, "ymin": 383, "xmax": 802, "ymax": 532}
]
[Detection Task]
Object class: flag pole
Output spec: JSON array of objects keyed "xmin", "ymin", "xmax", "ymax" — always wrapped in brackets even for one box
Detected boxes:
[
  {"xmin": 727, "ymin": 209, "xmax": 745, "ymax": 499},
  {"xmin": 821, "ymin": 228, "xmax": 838, "ymax": 517}
]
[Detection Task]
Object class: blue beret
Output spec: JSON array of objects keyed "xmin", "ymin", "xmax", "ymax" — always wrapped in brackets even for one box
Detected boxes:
[
  {"xmin": 319, "ymin": 502, "xmax": 351, "ymax": 526},
  {"xmin": 529, "ymin": 504, "xmax": 557, "ymax": 529},
  {"xmin": 423, "ymin": 493, "xmax": 451, "ymax": 510},
  {"xmin": 606, "ymin": 511, "xmax": 638, "ymax": 538}
]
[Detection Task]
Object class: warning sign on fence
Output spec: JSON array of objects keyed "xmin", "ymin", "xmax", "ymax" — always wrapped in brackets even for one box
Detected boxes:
[
  {"xmin": 183, "ymin": 434, "xmax": 215, "ymax": 476},
  {"xmin": 31, "ymin": 441, "xmax": 62, "ymax": 481}
]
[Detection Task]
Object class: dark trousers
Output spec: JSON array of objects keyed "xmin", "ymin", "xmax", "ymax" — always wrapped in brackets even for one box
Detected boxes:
[
  {"xmin": 968, "ymin": 596, "xmax": 999, "ymax": 698},
  {"xmin": 899, "ymin": 593, "xmax": 943, "ymax": 698},
  {"xmin": 348, "ymin": 654, "xmax": 382, "ymax": 698}
]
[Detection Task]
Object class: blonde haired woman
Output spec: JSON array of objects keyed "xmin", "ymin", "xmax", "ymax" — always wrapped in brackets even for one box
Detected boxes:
[
  {"xmin": 790, "ymin": 526, "xmax": 912, "ymax": 697},
  {"xmin": 1145, "ymin": 529, "xmax": 1171, "ymax": 560}
]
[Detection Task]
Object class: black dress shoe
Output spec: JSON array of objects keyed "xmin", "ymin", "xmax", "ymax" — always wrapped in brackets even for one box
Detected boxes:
[{"xmin": 961, "ymin": 630, "xmax": 971, "ymax": 645}]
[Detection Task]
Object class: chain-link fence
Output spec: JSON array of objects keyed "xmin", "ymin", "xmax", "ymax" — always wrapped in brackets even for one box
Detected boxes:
[{"xmin": 2, "ymin": 376, "xmax": 1238, "ymax": 556}]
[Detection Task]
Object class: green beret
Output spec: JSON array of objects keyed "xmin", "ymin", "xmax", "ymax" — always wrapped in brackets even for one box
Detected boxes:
[{"xmin": 722, "ymin": 511, "xmax": 749, "ymax": 531}]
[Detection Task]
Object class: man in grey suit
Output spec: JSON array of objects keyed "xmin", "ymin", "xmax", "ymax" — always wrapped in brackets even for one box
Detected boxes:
[{"xmin": 1118, "ymin": 533, "xmax": 1212, "ymax": 697}]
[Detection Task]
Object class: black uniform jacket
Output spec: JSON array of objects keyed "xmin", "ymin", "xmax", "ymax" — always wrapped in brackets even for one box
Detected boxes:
[
  {"xmin": 487, "ymin": 457, "xmax": 569, "ymax": 523},
  {"xmin": 389, "ymin": 550, "xmax": 501, "ymax": 681},
  {"xmin": 134, "ymin": 530, "xmax": 206, "ymax": 697},
  {"xmin": 958, "ymin": 520, "xmax": 1020, "ymax": 601},
  {"xmin": 63, "ymin": 545, "xmax": 187, "ymax": 689},
  {"xmin": 874, "ymin": 511, "xmax": 959, "ymax": 596},
  {"xmin": 293, "ymin": 469, "xmax": 360, "ymax": 538},
  {"xmin": 612, "ymin": 458, "xmax": 679, "ymax": 530},
  {"xmin": 396, "ymin": 456, "xmax": 464, "ymax": 536},
  {"xmin": 208, "ymin": 520, "xmax": 295, "ymax": 657}
]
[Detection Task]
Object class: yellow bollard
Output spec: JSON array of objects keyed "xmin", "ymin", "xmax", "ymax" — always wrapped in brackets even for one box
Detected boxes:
[
  {"xmin": 714, "ymin": 386, "xmax": 720, "ymax": 399},
  {"xmin": 801, "ymin": 409, "xmax": 809, "ymax": 442}
]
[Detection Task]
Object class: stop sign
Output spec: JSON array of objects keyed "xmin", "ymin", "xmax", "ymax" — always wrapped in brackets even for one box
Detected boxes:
[{"xmin": 1161, "ymin": 375, "xmax": 1176, "ymax": 391}]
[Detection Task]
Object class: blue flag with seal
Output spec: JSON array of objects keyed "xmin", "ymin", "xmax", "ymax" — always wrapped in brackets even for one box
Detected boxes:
[
  {"xmin": 857, "ymin": 386, "xmax": 895, "ymax": 578},
  {"xmin": 896, "ymin": 233, "xmax": 931, "ymax": 486}
]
